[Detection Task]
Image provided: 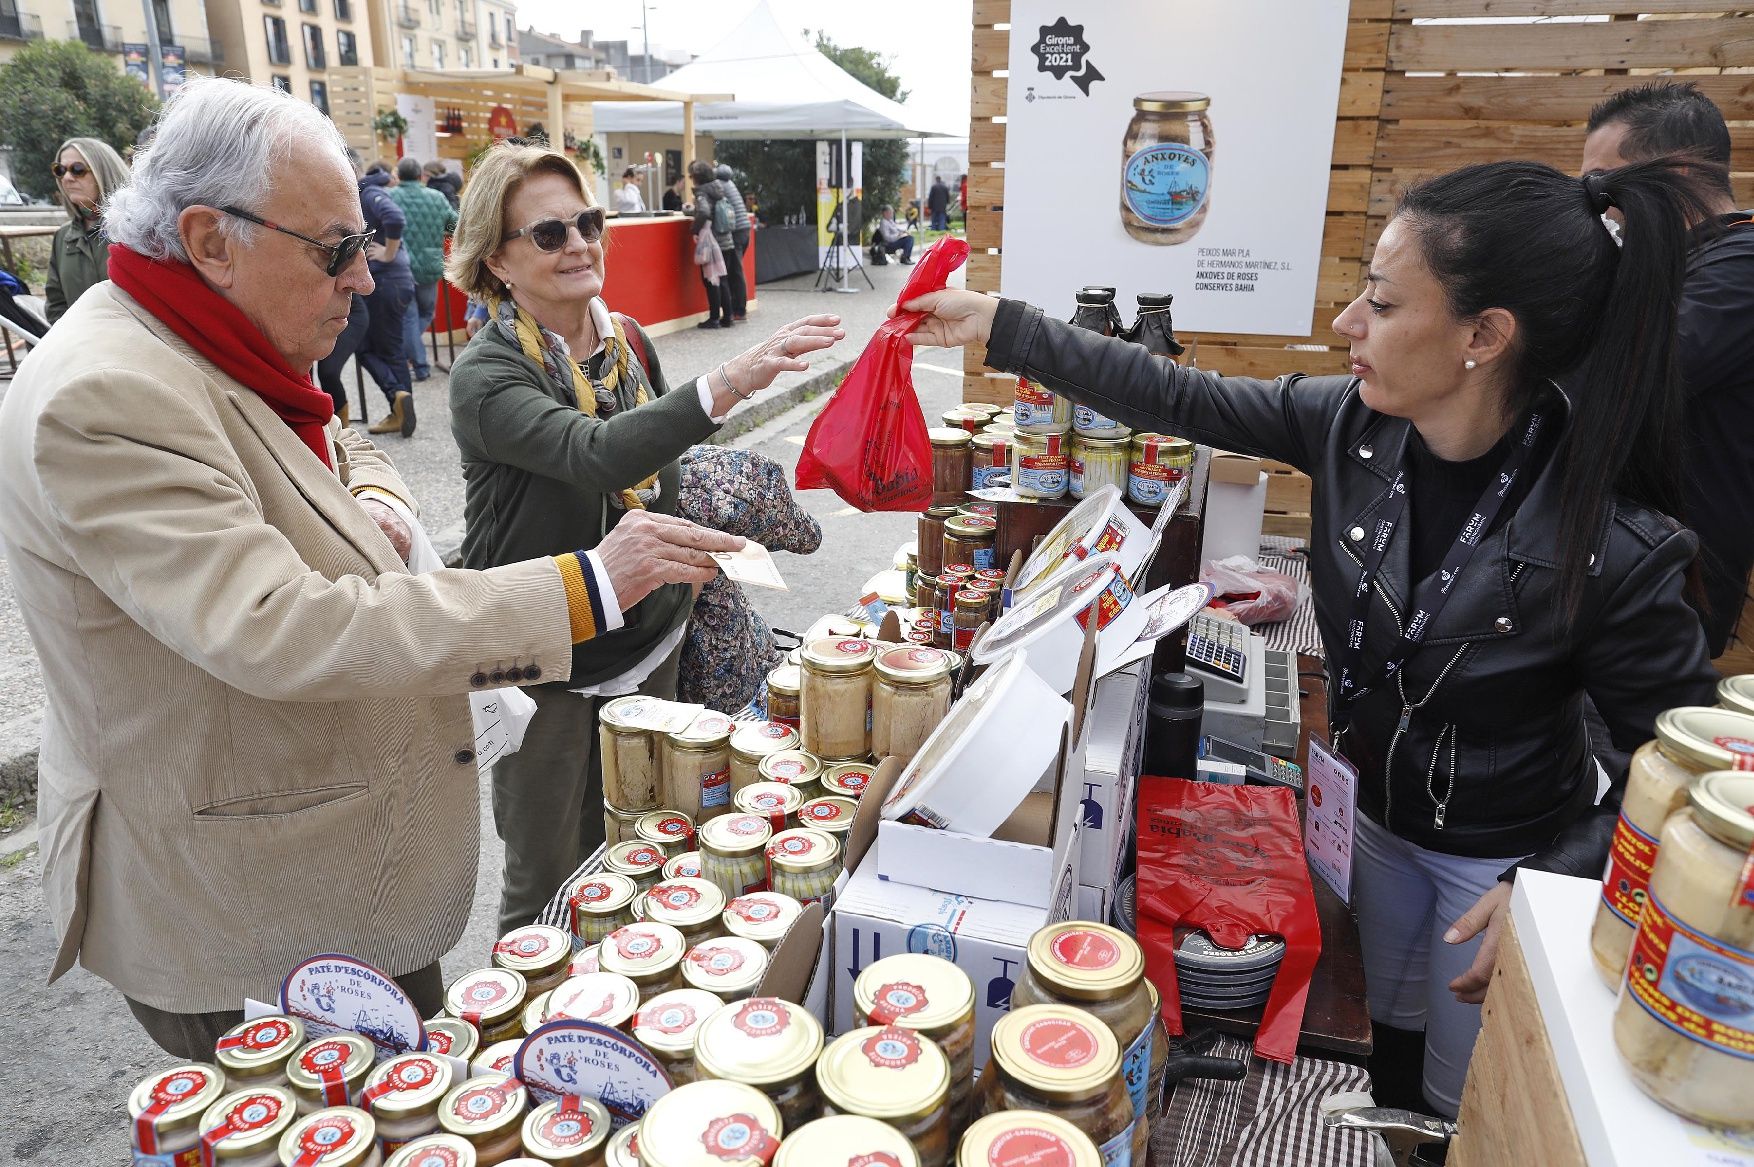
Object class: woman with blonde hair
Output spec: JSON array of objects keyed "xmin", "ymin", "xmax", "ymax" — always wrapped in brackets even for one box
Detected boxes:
[
  {"xmin": 45, "ymin": 136, "xmax": 130, "ymax": 322},
  {"xmin": 447, "ymin": 140, "xmax": 843, "ymax": 929}
]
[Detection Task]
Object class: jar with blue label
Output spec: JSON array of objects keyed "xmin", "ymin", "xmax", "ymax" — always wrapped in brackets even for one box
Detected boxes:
[
  {"xmin": 1121, "ymin": 93, "xmax": 1214, "ymax": 247},
  {"xmin": 1012, "ymin": 428, "xmax": 1070, "ymax": 500},
  {"xmin": 1014, "ymin": 377, "xmax": 1070, "ymax": 433}
]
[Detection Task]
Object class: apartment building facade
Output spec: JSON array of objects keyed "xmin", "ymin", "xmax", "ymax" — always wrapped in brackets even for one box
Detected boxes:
[{"xmin": 0, "ymin": 0, "xmax": 219, "ymax": 73}]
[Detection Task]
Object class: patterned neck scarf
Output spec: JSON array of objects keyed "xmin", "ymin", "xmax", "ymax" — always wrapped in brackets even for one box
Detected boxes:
[{"xmin": 494, "ymin": 297, "xmax": 656, "ymax": 509}]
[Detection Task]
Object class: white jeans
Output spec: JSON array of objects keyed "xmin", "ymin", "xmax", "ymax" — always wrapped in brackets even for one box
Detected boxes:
[{"xmin": 1351, "ymin": 813, "xmax": 1527, "ymax": 1117}]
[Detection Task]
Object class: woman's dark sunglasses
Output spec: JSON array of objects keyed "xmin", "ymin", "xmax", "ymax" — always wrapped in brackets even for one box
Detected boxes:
[
  {"xmin": 52, "ymin": 162, "xmax": 91, "ymax": 179},
  {"xmin": 503, "ymin": 208, "xmax": 606, "ymax": 252},
  {"xmin": 220, "ymin": 205, "xmax": 374, "ymax": 277}
]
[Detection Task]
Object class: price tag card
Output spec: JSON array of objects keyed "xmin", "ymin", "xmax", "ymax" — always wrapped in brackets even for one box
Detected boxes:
[{"xmin": 1303, "ymin": 737, "xmax": 1359, "ymax": 904}]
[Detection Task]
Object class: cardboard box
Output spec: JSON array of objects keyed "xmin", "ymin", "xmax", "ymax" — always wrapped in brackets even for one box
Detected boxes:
[{"xmin": 1075, "ymin": 661, "xmax": 1149, "ymax": 890}]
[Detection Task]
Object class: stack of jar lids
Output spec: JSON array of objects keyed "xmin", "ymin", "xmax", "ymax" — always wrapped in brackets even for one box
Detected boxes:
[
  {"xmin": 1111, "ymin": 873, "xmax": 1136, "ymax": 934},
  {"xmin": 1172, "ymin": 928, "xmax": 1285, "ymax": 1011}
]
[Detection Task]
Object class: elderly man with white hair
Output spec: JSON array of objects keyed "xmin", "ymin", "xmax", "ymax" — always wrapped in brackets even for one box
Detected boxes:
[{"xmin": 0, "ymin": 77, "xmax": 758, "ymax": 1058}]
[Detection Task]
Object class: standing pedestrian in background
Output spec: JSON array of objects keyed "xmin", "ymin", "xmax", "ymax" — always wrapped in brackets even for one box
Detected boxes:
[
  {"xmin": 615, "ymin": 167, "xmax": 646, "ymax": 214},
  {"xmin": 423, "ymin": 159, "xmax": 461, "ymax": 209},
  {"xmin": 45, "ymin": 138, "xmax": 130, "ymax": 323},
  {"xmin": 351, "ymin": 153, "xmax": 417, "ymax": 436},
  {"xmin": 389, "ymin": 155, "xmax": 459, "ymax": 383},
  {"xmin": 927, "ymin": 175, "xmax": 951, "ymax": 231},
  {"xmin": 716, "ymin": 163, "xmax": 752, "ymax": 321},
  {"xmin": 689, "ymin": 159, "xmax": 737, "ymax": 329}
]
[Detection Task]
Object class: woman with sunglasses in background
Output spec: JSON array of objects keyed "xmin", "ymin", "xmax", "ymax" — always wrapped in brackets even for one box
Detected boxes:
[
  {"xmin": 45, "ymin": 137, "xmax": 130, "ymax": 323},
  {"xmin": 446, "ymin": 141, "xmax": 845, "ymax": 930}
]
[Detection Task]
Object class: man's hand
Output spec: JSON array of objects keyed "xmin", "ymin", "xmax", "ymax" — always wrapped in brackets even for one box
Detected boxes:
[
  {"xmin": 596, "ymin": 511, "xmax": 743, "ymax": 610},
  {"xmin": 893, "ymin": 289, "xmax": 999, "ymax": 349},
  {"xmin": 1445, "ymin": 880, "xmax": 1514, "ymax": 1004},
  {"xmin": 358, "ymin": 497, "xmax": 413, "ymax": 564}
]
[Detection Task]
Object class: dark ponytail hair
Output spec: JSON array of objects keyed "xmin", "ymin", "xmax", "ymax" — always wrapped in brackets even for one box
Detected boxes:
[{"xmin": 1395, "ymin": 156, "xmax": 1724, "ymax": 624}]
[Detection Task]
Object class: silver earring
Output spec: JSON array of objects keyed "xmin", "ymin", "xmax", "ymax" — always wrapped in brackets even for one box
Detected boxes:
[{"xmin": 1464, "ymin": 359, "xmax": 1477, "ymax": 370}]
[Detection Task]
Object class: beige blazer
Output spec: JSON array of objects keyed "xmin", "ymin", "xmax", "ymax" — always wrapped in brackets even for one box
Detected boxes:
[{"xmin": 0, "ymin": 285, "xmax": 577, "ymax": 1012}]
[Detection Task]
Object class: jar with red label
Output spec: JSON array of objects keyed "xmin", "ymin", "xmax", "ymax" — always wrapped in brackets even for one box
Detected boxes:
[
  {"xmin": 798, "ymin": 796, "xmax": 857, "ymax": 841},
  {"xmin": 436, "ymin": 1074, "xmax": 529, "ymax": 1164},
  {"xmin": 638, "ymin": 1079, "xmax": 783, "ymax": 1167},
  {"xmin": 757, "ymin": 749, "xmax": 826, "ymax": 800},
  {"xmin": 722, "ymin": 891, "xmax": 804, "ymax": 950},
  {"xmin": 698, "ymin": 813, "xmax": 774, "ymax": 900},
  {"xmin": 765, "ymin": 665, "xmax": 802, "ymax": 730},
  {"xmin": 801, "ymin": 638, "xmax": 877, "ymax": 762},
  {"xmin": 1589, "ymin": 706, "xmax": 1754, "ymax": 987},
  {"xmin": 602, "ymin": 1123, "xmax": 639, "ymax": 1167},
  {"xmin": 276, "ymin": 1106, "xmax": 382, "ymax": 1167},
  {"xmin": 638, "ymin": 877, "xmax": 728, "ymax": 950},
  {"xmin": 734, "ymin": 782, "xmax": 804, "ymax": 834},
  {"xmin": 663, "ymin": 851, "xmax": 703, "ymax": 881},
  {"xmin": 1127, "ymin": 434, "xmax": 1193, "ymax": 507},
  {"xmin": 943, "ymin": 407, "xmax": 986, "ymax": 433},
  {"xmin": 422, "ymin": 1019, "xmax": 478, "ymax": 1064},
  {"xmin": 444, "ymin": 970, "xmax": 528, "ymax": 1048},
  {"xmin": 694, "ymin": 997, "xmax": 826, "ymax": 1134},
  {"xmin": 216, "ymin": 1015, "xmax": 305, "ymax": 1092},
  {"xmin": 1613, "ymin": 771, "xmax": 1754, "ymax": 1126},
  {"xmin": 130, "ymin": 1063, "xmax": 228, "ymax": 1166},
  {"xmin": 766, "ymin": 827, "xmax": 843, "ymax": 907},
  {"xmin": 729, "ymin": 722, "xmax": 801, "ymax": 795},
  {"xmin": 1011, "ymin": 923, "xmax": 1153, "ymax": 1163},
  {"xmin": 943, "ymin": 515, "xmax": 998, "ymax": 576},
  {"xmin": 953, "ymin": 590, "xmax": 991, "ymax": 656},
  {"xmin": 930, "ymin": 428, "xmax": 974, "ymax": 508},
  {"xmin": 955, "ymin": 1112, "xmax": 1100, "ymax": 1167},
  {"xmin": 603, "ymin": 840, "xmax": 666, "ymax": 892},
  {"xmin": 974, "ymin": 1006, "xmax": 1134, "ymax": 1167},
  {"xmin": 1011, "ymin": 429, "xmax": 1070, "ymax": 500},
  {"xmin": 634, "ymin": 810, "xmax": 696, "ymax": 859},
  {"xmin": 1069, "ymin": 436, "xmax": 1130, "ymax": 501},
  {"xmin": 821, "ymin": 762, "xmax": 874, "ymax": 801},
  {"xmin": 363, "ymin": 1054, "xmax": 453, "ymax": 1153},
  {"xmin": 853, "ymin": 955, "xmax": 978, "ymax": 1133},
  {"xmin": 544, "ymin": 971, "xmax": 641, "ymax": 1030},
  {"xmin": 520, "ymin": 1095, "xmax": 610, "ymax": 1165},
  {"xmin": 682, "ymin": 936, "xmax": 770, "ymax": 1002},
  {"xmin": 384, "ymin": 1134, "xmax": 477, "ymax": 1167},
  {"xmin": 915, "ymin": 574, "xmax": 941, "ymax": 625},
  {"xmin": 197, "ymin": 1086, "xmax": 298, "ymax": 1167},
  {"xmin": 872, "ymin": 646, "xmax": 953, "ymax": 766},
  {"xmin": 1014, "ymin": 377, "xmax": 1071, "ymax": 433},
  {"xmin": 662, "ymin": 713, "xmax": 736, "ymax": 823},
  {"xmin": 633, "ymin": 988, "xmax": 725, "ymax": 1085},
  {"xmin": 286, "ymin": 1035, "xmax": 377, "ymax": 1115},
  {"xmin": 566, "ymin": 872, "xmax": 639, "ymax": 947},
  {"xmin": 470, "ymin": 1042, "xmax": 523, "ymax": 1078},
  {"xmin": 493, "ymin": 924, "xmax": 573, "ymax": 997},
  {"xmin": 817, "ymin": 1027, "xmax": 952, "ymax": 1167},
  {"xmin": 937, "ymin": 567, "xmax": 974, "ymax": 642},
  {"xmin": 598, "ymin": 922, "xmax": 688, "ymax": 1002},
  {"xmin": 776, "ymin": 1115, "xmax": 920, "ymax": 1167}
]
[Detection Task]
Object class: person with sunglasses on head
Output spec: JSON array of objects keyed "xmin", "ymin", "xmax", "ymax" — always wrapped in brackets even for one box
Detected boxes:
[
  {"xmin": 0, "ymin": 78, "xmax": 748, "ymax": 1060},
  {"xmin": 45, "ymin": 137, "xmax": 130, "ymax": 323},
  {"xmin": 350, "ymin": 153, "xmax": 419, "ymax": 437},
  {"xmin": 446, "ymin": 141, "xmax": 845, "ymax": 931}
]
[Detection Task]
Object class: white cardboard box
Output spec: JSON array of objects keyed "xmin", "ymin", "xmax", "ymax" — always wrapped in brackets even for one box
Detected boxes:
[{"xmin": 1076, "ymin": 662, "xmax": 1149, "ymax": 890}]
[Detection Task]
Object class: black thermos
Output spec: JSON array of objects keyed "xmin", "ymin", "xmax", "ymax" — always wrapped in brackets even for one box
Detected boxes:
[{"xmin": 1143, "ymin": 671, "xmax": 1204, "ymax": 779}]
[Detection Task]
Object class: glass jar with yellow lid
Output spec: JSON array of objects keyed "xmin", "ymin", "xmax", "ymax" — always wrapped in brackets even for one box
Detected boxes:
[
  {"xmin": 1127, "ymin": 435, "xmax": 1194, "ymax": 508},
  {"xmin": 216, "ymin": 1015, "xmax": 305, "ymax": 1091},
  {"xmin": 196, "ymin": 1086, "xmax": 299, "ymax": 1167},
  {"xmin": 638, "ymin": 877, "xmax": 728, "ymax": 949},
  {"xmin": 821, "ymin": 762, "xmax": 875, "ymax": 801},
  {"xmin": 362, "ymin": 1053, "xmax": 453, "ymax": 1153},
  {"xmin": 798, "ymin": 796, "xmax": 857, "ymax": 841},
  {"xmin": 663, "ymin": 852, "xmax": 704, "ymax": 881},
  {"xmin": 1590, "ymin": 706, "xmax": 1754, "ymax": 986},
  {"xmin": 729, "ymin": 722, "xmax": 802, "ymax": 795},
  {"xmin": 1014, "ymin": 377, "xmax": 1070, "ymax": 434},
  {"xmin": 975, "ymin": 1005, "xmax": 1134, "ymax": 1165},
  {"xmin": 493, "ymin": 924, "xmax": 573, "ymax": 997},
  {"xmin": 286, "ymin": 1035, "xmax": 376, "ymax": 1114},
  {"xmin": 423, "ymin": 1018, "xmax": 478, "ymax": 1063},
  {"xmin": 818, "ymin": 1026, "xmax": 952, "ymax": 1167},
  {"xmin": 694, "ymin": 997, "xmax": 826, "ymax": 1134},
  {"xmin": 801, "ymin": 638, "xmax": 878, "ymax": 761},
  {"xmin": 930, "ymin": 427, "xmax": 975, "ymax": 508},
  {"xmin": 521, "ymin": 992, "xmax": 553, "ymax": 1037},
  {"xmin": 766, "ymin": 666, "xmax": 803, "ymax": 730},
  {"xmin": 603, "ymin": 805, "xmax": 643, "ymax": 847},
  {"xmin": 734, "ymin": 782, "xmax": 804, "ymax": 833},
  {"xmin": 598, "ymin": 697, "xmax": 662, "ymax": 812},
  {"xmin": 543, "ymin": 971, "xmax": 641, "ymax": 1030},
  {"xmin": 682, "ymin": 936, "xmax": 771, "ymax": 1002},
  {"xmin": 918, "ymin": 506, "xmax": 960, "ymax": 581},
  {"xmin": 1012, "ymin": 922, "xmax": 1153, "ymax": 1163},
  {"xmin": 777, "ymin": 1115, "xmax": 922, "ymax": 1167},
  {"xmin": 723, "ymin": 891, "xmax": 804, "ymax": 950},
  {"xmin": 520, "ymin": 1096, "xmax": 611, "ymax": 1165},
  {"xmin": 854, "ymin": 954, "xmax": 978, "ymax": 1132},
  {"xmin": 470, "ymin": 1041, "xmax": 523, "ymax": 1077},
  {"xmin": 1070, "ymin": 436, "xmax": 1130, "ymax": 501},
  {"xmin": 1614, "ymin": 771, "xmax": 1754, "ymax": 1126},
  {"xmin": 602, "ymin": 1124, "xmax": 640, "ymax": 1167},
  {"xmin": 385, "ymin": 1134, "xmax": 477, "ymax": 1167},
  {"xmin": 956, "ymin": 1111, "xmax": 1101, "ymax": 1167},
  {"xmin": 766, "ymin": 828, "xmax": 843, "ymax": 908},
  {"xmin": 632, "ymin": 988, "xmax": 725, "ymax": 1085},
  {"xmin": 436, "ymin": 1074, "xmax": 529, "ymax": 1163},
  {"xmin": 1121, "ymin": 92, "xmax": 1215, "ymax": 246},
  {"xmin": 276, "ymin": 1106, "xmax": 380, "ymax": 1167},
  {"xmin": 635, "ymin": 811, "xmax": 696, "ymax": 859},
  {"xmin": 942, "ymin": 515, "xmax": 999, "ymax": 575},
  {"xmin": 444, "ymin": 970, "xmax": 528, "ymax": 1047},
  {"xmin": 604, "ymin": 841, "xmax": 667, "ymax": 892},
  {"xmin": 662, "ymin": 713, "xmax": 737, "ymax": 823},
  {"xmin": 698, "ymin": 813, "xmax": 774, "ymax": 900},
  {"xmin": 566, "ymin": 872, "xmax": 640, "ymax": 947},
  {"xmin": 759, "ymin": 751, "xmax": 826, "ymax": 800},
  {"xmin": 129, "ymin": 1063, "xmax": 229, "ymax": 1164},
  {"xmin": 1011, "ymin": 429, "xmax": 1070, "ymax": 501},
  {"xmin": 598, "ymin": 922, "xmax": 688, "ymax": 1002},
  {"xmin": 972, "ymin": 433, "xmax": 1010, "ymax": 492},
  {"xmin": 873, "ymin": 646, "xmax": 954, "ymax": 766},
  {"xmin": 638, "ymin": 1080, "xmax": 783, "ymax": 1167}
]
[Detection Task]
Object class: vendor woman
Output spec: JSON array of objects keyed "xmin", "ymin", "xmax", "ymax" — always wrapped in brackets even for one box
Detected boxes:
[
  {"xmin": 898, "ymin": 158, "xmax": 1723, "ymax": 1116},
  {"xmin": 447, "ymin": 141, "xmax": 843, "ymax": 932}
]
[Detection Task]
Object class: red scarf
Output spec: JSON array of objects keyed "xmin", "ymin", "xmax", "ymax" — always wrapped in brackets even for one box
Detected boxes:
[{"xmin": 107, "ymin": 244, "xmax": 335, "ymax": 468}]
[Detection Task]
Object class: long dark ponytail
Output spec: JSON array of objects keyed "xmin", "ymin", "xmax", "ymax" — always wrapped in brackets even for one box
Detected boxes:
[{"xmin": 1395, "ymin": 156, "xmax": 1723, "ymax": 624}]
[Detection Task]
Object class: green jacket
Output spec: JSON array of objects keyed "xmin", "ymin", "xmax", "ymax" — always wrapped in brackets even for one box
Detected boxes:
[
  {"xmin": 449, "ymin": 314, "xmax": 720, "ymax": 686},
  {"xmin": 387, "ymin": 181, "xmax": 458, "ymax": 285},
  {"xmin": 45, "ymin": 218, "xmax": 109, "ymax": 322}
]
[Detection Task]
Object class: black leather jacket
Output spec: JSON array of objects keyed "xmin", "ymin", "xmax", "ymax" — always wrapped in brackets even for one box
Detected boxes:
[{"xmin": 986, "ymin": 299, "xmax": 1719, "ymax": 878}]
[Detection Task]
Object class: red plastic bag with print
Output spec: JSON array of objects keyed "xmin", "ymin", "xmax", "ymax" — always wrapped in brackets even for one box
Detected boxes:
[
  {"xmin": 1134, "ymin": 777, "xmax": 1322, "ymax": 1064},
  {"xmin": 795, "ymin": 237, "xmax": 969, "ymax": 510}
]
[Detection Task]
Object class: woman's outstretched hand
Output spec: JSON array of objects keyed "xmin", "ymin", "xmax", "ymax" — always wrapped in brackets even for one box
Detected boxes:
[
  {"xmin": 890, "ymin": 289, "xmax": 999, "ymax": 349},
  {"xmin": 715, "ymin": 314, "xmax": 846, "ymax": 414}
]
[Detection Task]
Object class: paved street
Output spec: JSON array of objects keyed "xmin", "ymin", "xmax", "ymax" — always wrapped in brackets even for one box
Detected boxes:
[{"xmin": 0, "ymin": 255, "xmax": 971, "ymax": 1162}]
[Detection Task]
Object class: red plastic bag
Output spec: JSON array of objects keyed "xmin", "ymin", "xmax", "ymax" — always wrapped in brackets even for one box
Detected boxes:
[
  {"xmin": 1200, "ymin": 555, "xmax": 1307, "ymax": 626},
  {"xmin": 1135, "ymin": 777, "xmax": 1322, "ymax": 1064},
  {"xmin": 796, "ymin": 237, "xmax": 970, "ymax": 510}
]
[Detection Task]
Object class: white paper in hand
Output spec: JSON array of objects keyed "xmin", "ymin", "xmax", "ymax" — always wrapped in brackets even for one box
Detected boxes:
[{"xmin": 712, "ymin": 539, "xmax": 788, "ymax": 590}]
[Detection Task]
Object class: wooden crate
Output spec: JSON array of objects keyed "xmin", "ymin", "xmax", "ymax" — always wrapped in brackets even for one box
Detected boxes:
[{"xmin": 1263, "ymin": 460, "xmax": 1314, "ymax": 542}]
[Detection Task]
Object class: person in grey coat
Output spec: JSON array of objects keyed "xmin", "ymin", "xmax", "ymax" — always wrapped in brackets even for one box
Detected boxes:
[{"xmin": 717, "ymin": 164, "xmax": 753, "ymax": 320}]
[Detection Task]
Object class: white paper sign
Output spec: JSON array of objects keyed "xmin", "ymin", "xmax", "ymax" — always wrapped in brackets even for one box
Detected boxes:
[
  {"xmin": 711, "ymin": 539, "xmax": 788, "ymax": 590},
  {"xmin": 1304, "ymin": 736, "xmax": 1358, "ymax": 903},
  {"xmin": 1002, "ymin": 2, "xmax": 1351, "ymax": 336}
]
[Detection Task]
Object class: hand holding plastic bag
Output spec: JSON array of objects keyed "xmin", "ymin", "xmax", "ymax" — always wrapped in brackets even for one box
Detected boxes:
[{"xmin": 796, "ymin": 237, "xmax": 970, "ymax": 511}]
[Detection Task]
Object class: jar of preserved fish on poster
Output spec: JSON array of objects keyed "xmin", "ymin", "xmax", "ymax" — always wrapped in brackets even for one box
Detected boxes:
[{"xmin": 1121, "ymin": 92, "xmax": 1215, "ymax": 246}]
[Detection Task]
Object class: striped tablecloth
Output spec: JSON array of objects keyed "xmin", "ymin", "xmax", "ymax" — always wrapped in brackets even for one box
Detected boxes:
[{"xmin": 1251, "ymin": 535, "xmax": 1324, "ymax": 661}]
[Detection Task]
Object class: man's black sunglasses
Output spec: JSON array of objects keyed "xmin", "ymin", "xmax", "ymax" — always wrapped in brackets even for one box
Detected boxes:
[
  {"xmin": 220, "ymin": 205, "xmax": 374, "ymax": 277},
  {"xmin": 503, "ymin": 208, "xmax": 606, "ymax": 252}
]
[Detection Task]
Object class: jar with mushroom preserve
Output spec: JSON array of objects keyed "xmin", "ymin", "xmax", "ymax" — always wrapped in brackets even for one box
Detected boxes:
[
  {"xmin": 817, "ymin": 1027, "xmax": 952, "ymax": 1167},
  {"xmin": 801, "ymin": 638, "xmax": 877, "ymax": 761},
  {"xmin": 975, "ymin": 1006, "xmax": 1134, "ymax": 1167},
  {"xmin": 855, "ymin": 954, "xmax": 978, "ymax": 1133},
  {"xmin": 694, "ymin": 997, "xmax": 826, "ymax": 1135},
  {"xmin": 1121, "ymin": 92, "xmax": 1215, "ymax": 246},
  {"xmin": 873, "ymin": 647, "xmax": 954, "ymax": 766}
]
